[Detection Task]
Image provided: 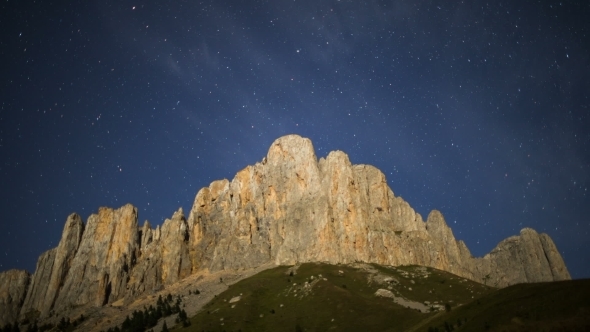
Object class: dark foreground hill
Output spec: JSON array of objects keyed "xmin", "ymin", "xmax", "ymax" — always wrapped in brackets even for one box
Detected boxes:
[{"xmin": 419, "ymin": 277, "xmax": 590, "ymax": 332}]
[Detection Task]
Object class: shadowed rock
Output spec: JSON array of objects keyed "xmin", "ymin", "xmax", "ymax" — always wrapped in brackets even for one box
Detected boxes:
[{"xmin": 0, "ymin": 270, "xmax": 29, "ymax": 326}]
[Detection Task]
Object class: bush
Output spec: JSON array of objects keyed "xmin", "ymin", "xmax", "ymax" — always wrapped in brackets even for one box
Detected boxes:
[{"xmin": 444, "ymin": 321, "xmax": 454, "ymax": 332}]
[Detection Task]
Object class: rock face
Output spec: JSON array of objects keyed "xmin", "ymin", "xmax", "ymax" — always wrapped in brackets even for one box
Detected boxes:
[
  {"xmin": 184, "ymin": 135, "xmax": 570, "ymax": 287},
  {"xmin": 53, "ymin": 204, "xmax": 139, "ymax": 312},
  {"xmin": 0, "ymin": 270, "xmax": 29, "ymax": 326},
  {"xmin": 20, "ymin": 213, "xmax": 84, "ymax": 317},
  {"xmin": 464, "ymin": 228, "xmax": 571, "ymax": 286},
  {"xmin": 0, "ymin": 134, "xmax": 570, "ymax": 326},
  {"xmin": 17, "ymin": 204, "xmax": 140, "ymax": 323}
]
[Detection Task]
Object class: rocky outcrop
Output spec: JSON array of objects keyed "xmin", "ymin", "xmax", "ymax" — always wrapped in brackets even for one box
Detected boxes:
[
  {"xmin": 0, "ymin": 270, "xmax": 29, "ymax": 326},
  {"xmin": 126, "ymin": 209, "xmax": 190, "ymax": 298},
  {"xmin": 0, "ymin": 134, "xmax": 570, "ymax": 326},
  {"xmin": 20, "ymin": 213, "xmax": 84, "ymax": 317},
  {"xmin": 160, "ymin": 208, "xmax": 191, "ymax": 285},
  {"xmin": 465, "ymin": 228, "xmax": 571, "ymax": 287},
  {"xmin": 539, "ymin": 233, "xmax": 571, "ymax": 281},
  {"xmin": 45, "ymin": 204, "xmax": 139, "ymax": 317}
]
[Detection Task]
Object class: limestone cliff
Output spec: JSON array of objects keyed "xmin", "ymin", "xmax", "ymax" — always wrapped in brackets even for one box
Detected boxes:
[
  {"xmin": 20, "ymin": 213, "xmax": 84, "ymax": 317},
  {"xmin": 0, "ymin": 270, "xmax": 29, "ymax": 325},
  {"xmin": 0, "ymin": 134, "xmax": 570, "ymax": 326},
  {"xmin": 15, "ymin": 204, "xmax": 142, "ymax": 324},
  {"xmin": 184, "ymin": 135, "xmax": 570, "ymax": 287}
]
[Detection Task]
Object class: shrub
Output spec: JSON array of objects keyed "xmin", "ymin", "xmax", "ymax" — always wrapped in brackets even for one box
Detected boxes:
[{"xmin": 444, "ymin": 321, "xmax": 454, "ymax": 332}]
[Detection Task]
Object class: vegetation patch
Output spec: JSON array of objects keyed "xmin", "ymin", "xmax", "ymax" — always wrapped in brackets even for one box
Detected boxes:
[
  {"xmin": 171, "ymin": 263, "xmax": 492, "ymax": 332},
  {"xmin": 420, "ymin": 278, "xmax": 590, "ymax": 332}
]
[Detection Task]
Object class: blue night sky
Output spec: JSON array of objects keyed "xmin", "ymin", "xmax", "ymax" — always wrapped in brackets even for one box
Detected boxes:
[{"xmin": 1, "ymin": 0, "xmax": 588, "ymax": 279}]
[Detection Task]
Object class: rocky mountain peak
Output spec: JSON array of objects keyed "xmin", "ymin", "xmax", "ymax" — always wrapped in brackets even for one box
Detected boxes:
[
  {"xmin": 266, "ymin": 134, "xmax": 317, "ymax": 166},
  {"xmin": 0, "ymin": 135, "xmax": 570, "ymax": 327}
]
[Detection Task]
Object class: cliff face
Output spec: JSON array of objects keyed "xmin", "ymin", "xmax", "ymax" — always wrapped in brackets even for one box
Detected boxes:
[
  {"xmin": 20, "ymin": 213, "xmax": 84, "ymax": 317},
  {"xmin": 185, "ymin": 135, "xmax": 570, "ymax": 286},
  {"xmin": 0, "ymin": 135, "xmax": 570, "ymax": 326},
  {"xmin": 0, "ymin": 270, "xmax": 29, "ymax": 325}
]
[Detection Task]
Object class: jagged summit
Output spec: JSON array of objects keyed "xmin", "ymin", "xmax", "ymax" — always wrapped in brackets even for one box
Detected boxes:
[{"xmin": 0, "ymin": 135, "xmax": 570, "ymax": 326}]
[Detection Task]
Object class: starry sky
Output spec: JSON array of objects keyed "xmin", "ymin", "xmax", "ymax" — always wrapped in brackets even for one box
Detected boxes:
[{"xmin": 1, "ymin": 0, "xmax": 588, "ymax": 279}]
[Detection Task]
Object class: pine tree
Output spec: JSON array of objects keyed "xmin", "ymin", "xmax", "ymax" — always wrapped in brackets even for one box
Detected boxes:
[
  {"xmin": 122, "ymin": 316, "xmax": 131, "ymax": 330},
  {"xmin": 157, "ymin": 295, "xmax": 163, "ymax": 307}
]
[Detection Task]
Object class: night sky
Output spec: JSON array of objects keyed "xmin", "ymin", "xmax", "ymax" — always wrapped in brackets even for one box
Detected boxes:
[{"xmin": 1, "ymin": 0, "xmax": 588, "ymax": 279}]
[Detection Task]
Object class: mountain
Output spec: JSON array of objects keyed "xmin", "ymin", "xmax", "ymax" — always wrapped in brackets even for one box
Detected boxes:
[{"xmin": 0, "ymin": 135, "xmax": 570, "ymax": 327}]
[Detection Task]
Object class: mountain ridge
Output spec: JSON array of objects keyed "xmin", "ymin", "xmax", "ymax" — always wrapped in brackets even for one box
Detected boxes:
[{"xmin": 0, "ymin": 134, "xmax": 570, "ymax": 326}]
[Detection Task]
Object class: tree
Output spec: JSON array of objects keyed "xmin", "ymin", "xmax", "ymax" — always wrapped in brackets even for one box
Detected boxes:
[
  {"xmin": 178, "ymin": 310, "xmax": 187, "ymax": 321},
  {"xmin": 444, "ymin": 321, "xmax": 453, "ymax": 332},
  {"xmin": 161, "ymin": 321, "xmax": 169, "ymax": 332},
  {"xmin": 444, "ymin": 303, "xmax": 452, "ymax": 312},
  {"xmin": 122, "ymin": 316, "xmax": 131, "ymax": 330},
  {"xmin": 57, "ymin": 317, "xmax": 70, "ymax": 331},
  {"xmin": 10, "ymin": 323, "xmax": 20, "ymax": 332}
]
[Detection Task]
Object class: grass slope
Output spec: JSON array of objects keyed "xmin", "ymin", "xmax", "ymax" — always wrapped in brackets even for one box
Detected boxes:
[
  {"xmin": 417, "ymin": 278, "xmax": 590, "ymax": 332},
  {"xmin": 171, "ymin": 263, "xmax": 492, "ymax": 332}
]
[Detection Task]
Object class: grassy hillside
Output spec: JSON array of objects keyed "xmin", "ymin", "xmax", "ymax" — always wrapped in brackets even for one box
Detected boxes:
[
  {"xmin": 417, "ymin": 278, "xmax": 590, "ymax": 332},
  {"xmin": 170, "ymin": 263, "xmax": 493, "ymax": 332},
  {"xmin": 163, "ymin": 262, "xmax": 590, "ymax": 332}
]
